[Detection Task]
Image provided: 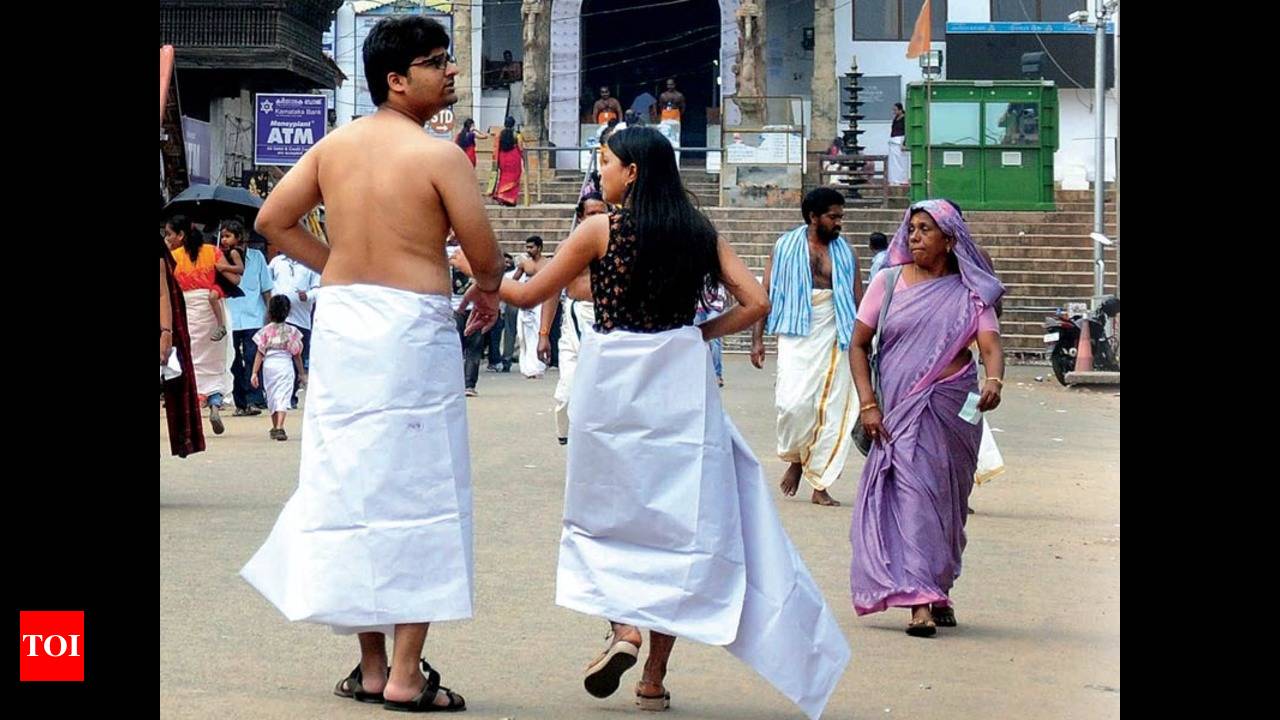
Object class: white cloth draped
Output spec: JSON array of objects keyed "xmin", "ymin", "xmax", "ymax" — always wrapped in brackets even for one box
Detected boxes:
[
  {"xmin": 241, "ymin": 285, "xmax": 474, "ymax": 631},
  {"xmin": 518, "ymin": 303, "xmax": 546, "ymax": 378},
  {"xmin": 975, "ymin": 417, "xmax": 1006, "ymax": 484},
  {"xmin": 182, "ymin": 289, "xmax": 232, "ymax": 398},
  {"xmin": 553, "ymin": 298, "xmax": 595, "ymax": 439},
  {"xmin": 774, "ymin": 290, "xmax": 859, "ymax": 491},
  {"xmin": 556, "ymin": 326, "xmax": 849, "ymax": 720},
  {"xmin": 261, "ymin": 352, "xmax": 295, "ymax": 413},
  {"xmin": 887, "ymin": 136, "xmax": 910, "ymax": 185}
]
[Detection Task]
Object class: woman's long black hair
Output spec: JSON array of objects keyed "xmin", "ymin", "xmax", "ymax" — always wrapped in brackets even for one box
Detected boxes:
[
  {"xmin": 605, "ymin": 126, "xmax": 721, "ymax": 315},
  {"xmin": 167, "ymin": 214, "xmax": 203, "ymax": 263},
  {"xmin": 456, "ymin": 118, "xmax": 474, "ymax": 146},
  {"xmin": 498, "ymin": 116, "xmax": 517, "ymax": 152}
]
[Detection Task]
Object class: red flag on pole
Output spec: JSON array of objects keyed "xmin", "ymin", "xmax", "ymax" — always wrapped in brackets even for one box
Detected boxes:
[{"xmin": 906, "ymin": 0, "xmax": 932, "ymax": 59}]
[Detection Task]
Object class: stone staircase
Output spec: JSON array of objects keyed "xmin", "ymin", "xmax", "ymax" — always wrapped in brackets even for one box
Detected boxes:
[{"xmin": 483, "ymin": 172, "xmax": 1117, "ymax": 357}]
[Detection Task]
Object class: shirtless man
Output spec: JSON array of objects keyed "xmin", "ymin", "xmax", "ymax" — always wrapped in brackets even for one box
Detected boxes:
[
  {"xmin": 658, "ymin": 78, "xmax": 686, "ymax": 122},
  {"xmin": 591, "ymin": 86, "xmax": 624, "ymax": 125},
  {"xmin": 512, "ymin": 236, "xmax": 549, "ymax": 377},
  {"xmin": 751, "ymin": 188, "xmax": 863, "ymax": 508},
  {"xmin": 242, "ymin": 16, "xmax": 504, "ymax": 712}
]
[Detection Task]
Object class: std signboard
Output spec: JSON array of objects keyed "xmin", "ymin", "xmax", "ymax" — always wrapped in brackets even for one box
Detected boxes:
[{"xmin": 255, "ymin": 93, "xmax": 327, "ymax": 166}]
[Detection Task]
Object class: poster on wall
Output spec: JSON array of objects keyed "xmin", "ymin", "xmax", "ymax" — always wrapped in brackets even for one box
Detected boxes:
[
  {"xmin": 182, "ymin": 116, "xmax": 211, "ymax": 185},
  {"xmin": 255, "ymin": 94, "xmax": 327, "ymax": 166}
]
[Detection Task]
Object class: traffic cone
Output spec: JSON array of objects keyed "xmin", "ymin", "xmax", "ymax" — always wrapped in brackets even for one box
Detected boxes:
[{"xmin": 1075, "ymin": 321, "xmax": 1094, "ymax": 373}]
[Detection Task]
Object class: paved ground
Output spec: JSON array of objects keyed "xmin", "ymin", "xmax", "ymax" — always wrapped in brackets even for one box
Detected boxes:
[{"xmin": 161, "ymin": 357, "xmax": 1119, "ymax": 720}]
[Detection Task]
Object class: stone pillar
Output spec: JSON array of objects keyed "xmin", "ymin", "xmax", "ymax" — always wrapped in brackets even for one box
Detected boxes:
[
  {"xmin": 810, "ymin": 0, "xmax": 837, "ymax": 144},
  {"xmin": 521, "ymin": 0, "xmax": 552, "ymax": 146},
  {"xmin": 735, "ymin": 0, "xmax": 767, "ymax": 126},
  {"xmin": 452, "ymin": 3, "xmax": 473, "ymax": 126}
]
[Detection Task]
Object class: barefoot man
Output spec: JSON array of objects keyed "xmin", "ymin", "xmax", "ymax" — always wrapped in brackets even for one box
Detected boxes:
[
  {"xmin": 751, "ymin": 187, "xmax": 863, "ymax": 507},
  {"xmin": 240, "ymin": 16, "xmax": 504, "ymax": 712}
]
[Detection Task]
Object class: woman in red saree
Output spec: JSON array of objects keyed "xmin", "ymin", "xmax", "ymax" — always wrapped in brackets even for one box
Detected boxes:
[{"xmin": 489, "ymin": 116, "xmax": 523, "ymax": 206}]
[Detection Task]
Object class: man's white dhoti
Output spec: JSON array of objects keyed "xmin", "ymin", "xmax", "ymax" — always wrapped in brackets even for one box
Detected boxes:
[
  {"xmin": 887, "ymin": 136, "xmax": 910, "ymax": 185},
  {"xmin": 974, "ymin": 417, "xmax": 1006, "ymax": 484},
  {"xmin": 557, "ymin": 326, "xmax": 849, "ymax": 720},
  {"xmin": 241, "ymin": 285, "xmax": 474, "ymax": 631},
  {"xmin": 774, "ymin": 290, "xmax": 858, "ymax": 491},
  {"xmin": 518, "ymin": 303, "xmax": 546, "ymax": 378},
  {"xmin": 553, "ymin": 298, "xmax": 595, "ymax": 439}
]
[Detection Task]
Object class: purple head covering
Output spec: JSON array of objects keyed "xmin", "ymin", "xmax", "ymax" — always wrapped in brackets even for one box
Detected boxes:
[{"xmin": 884, "ymin": 199, "xmax": 1005, "ymax": 308}]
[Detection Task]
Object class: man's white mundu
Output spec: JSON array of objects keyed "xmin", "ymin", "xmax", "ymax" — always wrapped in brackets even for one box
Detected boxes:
[
  {"xmin": 775, "ymin": 289, "xmax": 859, "ymax": 491},
  {"xmin": 242, "ymin": 285, "xmax": 475, "ymax": 631},
  {"xmin": 553, "ymin": 298, "xmax": 595, "ymax": 438},
  {"xmin": 557, "ymin": 326, "xmax": 850, "ymax": 719},
  {"xmin": 518, "ymin": 301, "xmax": 546, "ymax": 378}
]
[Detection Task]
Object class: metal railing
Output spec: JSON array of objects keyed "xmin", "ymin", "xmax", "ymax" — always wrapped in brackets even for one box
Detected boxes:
[
  {"xmin": 814, "ymin": 154, "xmax": 891, "ymax": 208},
  {"xmin": 518, "ymin": 145, "xmax": 720, "ymax": 205}
]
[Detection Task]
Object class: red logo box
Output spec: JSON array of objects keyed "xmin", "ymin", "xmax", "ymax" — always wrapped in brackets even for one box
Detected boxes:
[{"xmin": 19, "ymin": 611, "xmax": 84, "ymax": 682}]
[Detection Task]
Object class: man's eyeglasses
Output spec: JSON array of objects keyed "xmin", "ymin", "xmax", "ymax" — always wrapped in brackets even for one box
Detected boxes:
[{"xmin": 409, "ymin": 53, "xmax": 454, "ymax": 72}]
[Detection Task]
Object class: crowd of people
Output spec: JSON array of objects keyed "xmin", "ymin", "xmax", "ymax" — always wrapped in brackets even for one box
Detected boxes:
[
  {"xmin": 161, "ymin": 213, "xmax": 319, "ymax": 443},
  {"xmin": 162, "ymin": 15, "xmax": 1012, "ymax": 718}
]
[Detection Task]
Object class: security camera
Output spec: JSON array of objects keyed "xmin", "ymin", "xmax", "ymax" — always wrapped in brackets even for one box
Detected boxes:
[
  {"xmin": 1067, "ymin": 10, "xmax": 1091, "ymax": 23},
  {"xmin": 1089, "ymin": 232, "xmax": 1114, "ymax": 246}
]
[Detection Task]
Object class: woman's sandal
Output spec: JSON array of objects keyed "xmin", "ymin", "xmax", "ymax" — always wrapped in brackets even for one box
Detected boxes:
[
  {"xmin": 583, "ymin": 629, "xmax": 640, "ymax": 699},
  {"xmin": 932, "ymin": 605, "xmax": 957, "ymax": 628},
  {"xmin": 635, "ymin": 683, "xmax": 671, "ymax": 712},
  {"xmin": 905, "ymin": 619, "xmax": 937, "ymax": 638},
  {"xmin": 333, "ymin": 664, "xmax": 386, "ymax": 704},
  {"xmin": 384, "ymin": 659, "xmax": 466, "ymax": 713}
]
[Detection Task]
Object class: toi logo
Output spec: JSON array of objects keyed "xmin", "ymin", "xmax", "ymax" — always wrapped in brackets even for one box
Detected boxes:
[{"xmin": 19, "ymin": 611, "xmax": 84, "ymax": 681}]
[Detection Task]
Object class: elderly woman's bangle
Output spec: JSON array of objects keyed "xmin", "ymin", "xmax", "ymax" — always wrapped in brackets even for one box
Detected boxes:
[
  {"xmin": 859, "ymin": 401, "xmax": 879, "ymax": 412},
  {"xmin": 985, "ymin": 377, "xmax": 1003, "ymax": 387}
]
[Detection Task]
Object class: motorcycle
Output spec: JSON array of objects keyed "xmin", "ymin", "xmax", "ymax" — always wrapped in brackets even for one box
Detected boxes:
[{"xmin": 1042, "ymin": 297, "xmax": 1120, "ymax": 385}]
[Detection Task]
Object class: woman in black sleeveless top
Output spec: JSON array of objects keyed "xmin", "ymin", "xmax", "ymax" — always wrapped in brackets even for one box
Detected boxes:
[{"xmin": 492, "ymin": 127, "xmax": 772, "ymax": 707}]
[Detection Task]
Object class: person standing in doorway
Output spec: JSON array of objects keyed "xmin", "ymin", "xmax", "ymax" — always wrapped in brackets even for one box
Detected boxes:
[
  {"xmin": 592, "ymin": 86, "xmax": 623, "ymax": 125},
  {"xmin": 658, "ymin": 78, "xmax": 686, "ymax": 123}
]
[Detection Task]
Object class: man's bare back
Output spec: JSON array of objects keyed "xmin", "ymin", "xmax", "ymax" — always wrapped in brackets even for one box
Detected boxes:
[
  {"xmin": 319, "ymin": 115, "xmax": 491, "ymax": 295},
  {"xmin": 258, "ymin": 110, "xmax": 503, "ymax": 299}
]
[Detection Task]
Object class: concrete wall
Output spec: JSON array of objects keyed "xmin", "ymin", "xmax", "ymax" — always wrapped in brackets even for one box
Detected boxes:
[
  {"xmin": 835, "ymin": 0, "xmax": 947, "ymax": 160},
  {"xmin": 208, "ymin": 89, "xmax": 255, "ymax": 186},
  {"xmin": 1056, "ymin": 88, "xmax": 1117, "ymax": 183},
  {"xmin": 764, "ymin": 0, "xmax": 814, "ymax": 99}
]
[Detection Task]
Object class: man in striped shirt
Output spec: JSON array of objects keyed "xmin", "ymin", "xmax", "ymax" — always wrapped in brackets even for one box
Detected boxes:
[{"xmin": 751, "ymin": 188, "xmax": 864, "ymax": 507}]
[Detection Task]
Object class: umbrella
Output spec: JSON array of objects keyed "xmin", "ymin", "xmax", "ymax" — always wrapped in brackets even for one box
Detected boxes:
[{"xmin": 163, "ymin": 183, "xmax": 264, "ymax": 229}]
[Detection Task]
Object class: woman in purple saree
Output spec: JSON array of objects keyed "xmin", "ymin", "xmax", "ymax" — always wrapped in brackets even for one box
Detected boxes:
[{"xmin": 849, "ymin": 199, "xmax": 1006, "ymax": 637}]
